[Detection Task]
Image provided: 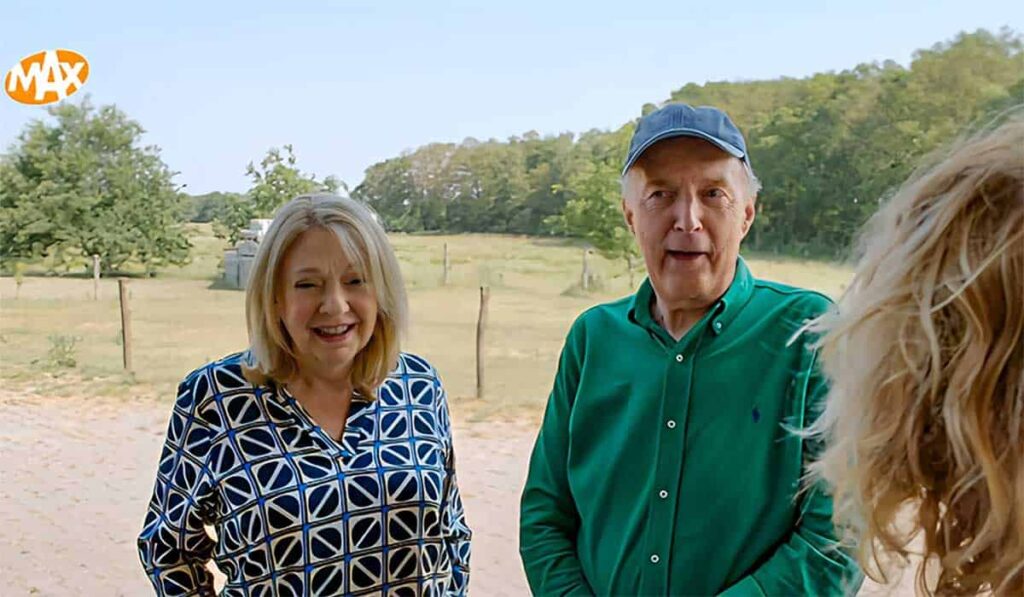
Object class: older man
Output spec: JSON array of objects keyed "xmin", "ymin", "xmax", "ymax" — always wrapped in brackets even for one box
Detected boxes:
[{"xmin": 519, "ymin": 104, "xmax": 862, "ymax": 596}]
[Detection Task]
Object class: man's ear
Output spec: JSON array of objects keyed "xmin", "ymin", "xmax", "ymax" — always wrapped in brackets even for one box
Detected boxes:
[
  {"xmin": 741, "ymin": 196, "xmax": 756, "ymax": 238},
  {"xmin": 621, "ymin": 169, "xmax": 638, "ymax": 235}
]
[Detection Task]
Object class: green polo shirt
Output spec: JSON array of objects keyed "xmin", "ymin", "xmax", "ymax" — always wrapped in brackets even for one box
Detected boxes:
[{"xmin": 519, "ymin": 258, "xmax": 862, "ymax": 596}]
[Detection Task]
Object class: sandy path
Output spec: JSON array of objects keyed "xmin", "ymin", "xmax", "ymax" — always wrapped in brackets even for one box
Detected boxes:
[
  {"xmin": 0, "ymin": 388, "xmax": 533, "ymax": 596},
  {"xmin": 0, "ymin": 389, "xmax": 912, "ymax": 596}
]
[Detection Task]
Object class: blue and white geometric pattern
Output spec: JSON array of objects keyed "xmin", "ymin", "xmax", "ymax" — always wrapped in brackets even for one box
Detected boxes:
[{"xmin": 138, "ymin": 352, "xmax": 472, "ymax": 596}]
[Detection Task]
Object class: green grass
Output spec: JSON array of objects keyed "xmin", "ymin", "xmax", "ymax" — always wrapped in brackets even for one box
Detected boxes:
[{"xmin": 0, "ymin": 226, "xmax": 853, "ymax": 412}]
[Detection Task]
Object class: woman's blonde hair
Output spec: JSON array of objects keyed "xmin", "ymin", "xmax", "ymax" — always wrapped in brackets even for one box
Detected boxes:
[
  {"xmin": 242, "ymin": 193, "xmax": 408, "ymax": 398},
  {"xmin": 809, "ymin": 116, "xmax": 1024, "ymax": 595}
]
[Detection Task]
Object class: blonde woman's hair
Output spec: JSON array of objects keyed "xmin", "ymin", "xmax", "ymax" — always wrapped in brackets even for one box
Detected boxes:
[
  {"xmin": 243, "ymin": 193, "xmax": 408, "ymax": 398},
  {"xmin": 808, "ymin": 116, "xmax": 1024, "ymax": 595}
]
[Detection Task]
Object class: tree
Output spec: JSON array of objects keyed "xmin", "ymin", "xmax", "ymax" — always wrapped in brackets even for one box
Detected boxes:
[
  {"xmin": 213, "ymin": 145, "xmax": 340, "ymax": 243},
  {"xmin": 181, "ymin": 191, "xmax": 246, "ymax": 223},
  {"xmin": 545, "ymin": 158, "xmax": 640, "ymax": 285},
  {"xmin": 346, "ymin": 28, "xmax": 1021, "ymax": 261},
  {"xmin": 0, "ymin": 97, "xmax": 189, "ymax": 274}
]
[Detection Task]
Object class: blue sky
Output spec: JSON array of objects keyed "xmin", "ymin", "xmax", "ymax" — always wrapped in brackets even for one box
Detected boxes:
[{"xmin": 1, "ymin": 0, "xmax": 1020, "ymax": 194}]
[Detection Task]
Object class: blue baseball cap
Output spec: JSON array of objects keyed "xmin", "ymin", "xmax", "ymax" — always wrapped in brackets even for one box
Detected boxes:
[{"xmin": 622, "ymin": 103, "xmax": 748, "ymax": 176}]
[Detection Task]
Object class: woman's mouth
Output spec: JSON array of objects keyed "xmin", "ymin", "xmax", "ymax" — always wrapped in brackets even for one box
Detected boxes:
[{"xmin": 312, "ymin": 323, "xmax": 356, "ymax": 342}]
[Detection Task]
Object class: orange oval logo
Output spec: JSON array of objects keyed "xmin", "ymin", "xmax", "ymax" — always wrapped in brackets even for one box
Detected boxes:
[{"xmin": 5, "ymin": 49, "xmax": 90, "ymax": 106}]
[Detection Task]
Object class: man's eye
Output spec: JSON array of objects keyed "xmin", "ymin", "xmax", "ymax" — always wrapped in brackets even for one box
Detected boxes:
[
  {"xmin": 706, "ymin": 188, "xmax": 725, "ymax": 199},
  {"xmin": 649, "ymin": 190, "xmax": 671, "ymax": 200}
]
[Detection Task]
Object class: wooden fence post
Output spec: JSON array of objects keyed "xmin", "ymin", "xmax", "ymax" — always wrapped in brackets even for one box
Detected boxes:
[
  {"xmin": 581, "ymin": 248, "xmax": 591, "ymax": 291},
  {"xmin": 92, "ymin": 255, "xmax": 100, "ymax": 300},
  {"xmin": 476, "ymin": 286, "xmax": 489, "ymax": 399},
  {"xmin": 118, "ymin": 279, "xmax": 133, "ymax": 372},
  {"xmin": 443, "ymin": 243, "xmax": 451, "ymax": 286}
]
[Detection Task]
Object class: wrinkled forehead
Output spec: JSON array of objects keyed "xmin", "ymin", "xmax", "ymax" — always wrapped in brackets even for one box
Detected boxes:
[{"xmin": 632, "ymin": 137, "xmax": 747, "ymax": 181}]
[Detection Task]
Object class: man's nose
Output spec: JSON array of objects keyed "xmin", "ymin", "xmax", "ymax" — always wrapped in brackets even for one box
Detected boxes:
[{"xmin": 673, "ymin": 196, "xmax": 703, "ymax": 233}]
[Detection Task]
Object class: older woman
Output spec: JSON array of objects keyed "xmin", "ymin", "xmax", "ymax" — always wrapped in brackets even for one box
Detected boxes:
[
  {"xmin": 138, "ymin": 194, "xmax": 471, "ymax": 596},
  {"xmin": 809, "ymin": 117, "xmax": 1023, "ymax": 595}
]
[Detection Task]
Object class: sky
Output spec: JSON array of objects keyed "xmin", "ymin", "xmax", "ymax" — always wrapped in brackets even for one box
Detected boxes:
[{"xmin": 1, "ymin": 0, "xmax": 1020, "ymax": 194}]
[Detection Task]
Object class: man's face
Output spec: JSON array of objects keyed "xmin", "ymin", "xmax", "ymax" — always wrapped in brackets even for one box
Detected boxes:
[{"xmin": 622, "ymin": 137, "xmax": 755, "ymax": 311}]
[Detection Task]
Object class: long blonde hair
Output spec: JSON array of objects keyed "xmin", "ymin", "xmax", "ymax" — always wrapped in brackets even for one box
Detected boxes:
[
  {"xmin": 808, "ymin": 116, "xmax": 1024, "ymax": 595},
  {"xmin": 243, "ymin": 194, "xmax": 408, "ymax": 398}
]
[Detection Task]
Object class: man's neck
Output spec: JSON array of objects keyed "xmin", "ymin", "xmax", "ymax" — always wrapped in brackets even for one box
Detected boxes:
[{"xmin": 651, "ymin": 298, "xmax": 710, "ymax": 342}]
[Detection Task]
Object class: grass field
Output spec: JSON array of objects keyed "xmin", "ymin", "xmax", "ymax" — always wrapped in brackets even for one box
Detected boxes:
[{"xmin": 0, "ymin": 224, "xmax": 853, "ymax": 415}]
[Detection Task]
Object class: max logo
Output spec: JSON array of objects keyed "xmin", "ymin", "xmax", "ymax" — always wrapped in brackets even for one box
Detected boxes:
[{"xmin": 5, "ymin": 49, "xmax": 90, "ymax": 105}]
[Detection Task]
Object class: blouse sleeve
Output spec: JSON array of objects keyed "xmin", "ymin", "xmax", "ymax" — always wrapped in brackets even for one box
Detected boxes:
[
  {"xmin": 137, "ymin": 374, "xmax": 219, "ymax": 596},
  {"xmin": 434, "ymin": 377, "xmax": 472, "ymax": 596}
]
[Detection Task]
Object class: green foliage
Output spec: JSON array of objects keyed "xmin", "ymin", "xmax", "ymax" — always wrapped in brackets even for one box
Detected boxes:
[
  {"xmin": 0, "ymin": 97, "xmax": 191, "ymax": 275},
  {"xmin": 0, "ymin": 98, "xmax": 190, "ymax": 276},
  {"xmin": 545, "ymin": 154, "xmax": 637, "ymax": 266},
  {"xmin": 45, "ymin": 334, "xmax": 80, "ymax": 368},
  {"xmin": 212, "ymin": 145, "xmax": 339, "ymax": 244},
  {"xmin": 181, "ymin": 191, "xmax": 246, "ymax": 223},
  {"xmin": 352, "ymin": 28, "xmax": 1022, "ymax": 259}
]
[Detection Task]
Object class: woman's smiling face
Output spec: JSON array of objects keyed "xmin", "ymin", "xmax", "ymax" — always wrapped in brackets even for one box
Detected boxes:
[{"xmin": 275, "ymin": 226, "xmax": 378, "ymax": 382}]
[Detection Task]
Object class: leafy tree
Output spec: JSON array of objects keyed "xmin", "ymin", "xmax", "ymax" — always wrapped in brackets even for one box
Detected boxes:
[
  {"xmin": 213, "ymin": 145, "xmax": 340, "ymax": 243},
  {"xmin": 0, "ymin": 97, "xmax": 189, "ymax": 274},
  {"xmin": 349, "ymin": 28, "xmax": 1022, "ymax": 261},
  {"xmin": 546, "ymin": 160, "xmax": 639, "ymax": 277},
  {"xmin": 182, "ymin": 191, "xmax": 246, "ymax": 223}
]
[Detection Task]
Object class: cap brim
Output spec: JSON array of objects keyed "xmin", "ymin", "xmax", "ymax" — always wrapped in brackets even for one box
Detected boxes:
[{"xmin": 622, "ymin": 128, "xmax": 745, "ymax": 176}]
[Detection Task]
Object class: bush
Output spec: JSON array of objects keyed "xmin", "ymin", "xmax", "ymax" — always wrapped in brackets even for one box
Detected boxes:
[{"xmin": 45, "ymin": 334, "xmax": 80, "ymax": 369}]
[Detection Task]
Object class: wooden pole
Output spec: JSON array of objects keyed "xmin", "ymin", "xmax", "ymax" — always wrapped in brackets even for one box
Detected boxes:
[
  {"xmin": 92, "ymin": 255, "xmax": 100, "ymax": 300},
  {"xmin": 443, "ymin": 242, "xmax": 450, "ymax": 286},
  {"xmin": 118, "ymin": 279, "xmax": 133, "ymax": 372},
  {"xmin": 581, "ymin": 248, "xmax": 591, "ymax": 291},
  {"xmin": 476, "ymin": 286, "xmax": 489, "ymax": 399}
]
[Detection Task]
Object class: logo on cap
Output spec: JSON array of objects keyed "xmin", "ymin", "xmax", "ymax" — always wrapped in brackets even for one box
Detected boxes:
[{"xmin": 5, "ymin": 49, "xmax": 90, "ymax": 106}]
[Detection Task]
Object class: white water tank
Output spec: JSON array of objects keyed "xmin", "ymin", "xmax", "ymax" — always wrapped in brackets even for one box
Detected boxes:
[
  {"xmin": 238, "ymin": 256, "xmax": 255, "ymax": 289},
  {"xmin": 223, "ymin": 250, "xmax": 240, "ymax": 288}
]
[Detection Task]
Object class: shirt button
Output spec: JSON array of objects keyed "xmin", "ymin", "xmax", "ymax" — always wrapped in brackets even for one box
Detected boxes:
[
  {"xmin": 675, "ymin": 354, "xmax": 684, "ymax": 363},
  {"xmin": 658, "ymin": 490, "xmax": 668, "ymax": 499},
  {"xmin": 650, "ymin": 554, "xmax": 660, "ymax": 564},
  {"xmin": 714, "ymin": 321, "xmax": 723, "ymax": 331},
  {"xmin": 666, "ymin": 420, "xmax": 676, "ymax": 429}
]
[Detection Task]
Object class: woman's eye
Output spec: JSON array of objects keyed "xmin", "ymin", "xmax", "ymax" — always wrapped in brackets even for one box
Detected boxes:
[
  {"xmin": 295, "ymin": 282, "xmax": 316, "ymax": 289},
  {"xmin": 347, "ymin": 278, "xmax": 365, "ymax": 286}
]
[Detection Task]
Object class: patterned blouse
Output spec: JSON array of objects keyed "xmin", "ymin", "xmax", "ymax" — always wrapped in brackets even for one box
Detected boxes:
[{"xmin": 138, "ymin": 352, "xmax": 472, "ymax": 596}]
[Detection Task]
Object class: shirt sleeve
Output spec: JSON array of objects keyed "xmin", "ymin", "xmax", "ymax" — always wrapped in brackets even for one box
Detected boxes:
[
  {"xmin": 519, "ymin": 320, "xmax": 596, "ymax": 596},
  {"xmin": 436, "ymin": 379, "xmax": 472, "ymax": 596},
  {"xmin": 717, "ymin": 348, "xmax": 864, "ymax": 597},
  {"xmin": 137, "ymin": 374, "xmax": 219, "ymax": 596}
]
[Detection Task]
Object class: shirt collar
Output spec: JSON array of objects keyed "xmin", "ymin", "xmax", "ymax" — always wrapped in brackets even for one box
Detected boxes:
[{"xmin": 628, "ymin": 256, "xmax": 755, "ymax": 337}]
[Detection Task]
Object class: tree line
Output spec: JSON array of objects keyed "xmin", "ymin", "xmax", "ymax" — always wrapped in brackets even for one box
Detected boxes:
[
  {"xmin": 352, "ymin": 28, "xmax": 1023, "ymax": 262},
  {"xmin": 1, "ymin": 29, "xmax": 1020, "ymax": 275}
]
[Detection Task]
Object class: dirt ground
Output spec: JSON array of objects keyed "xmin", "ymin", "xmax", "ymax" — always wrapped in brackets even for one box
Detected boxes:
[{"xmin": 0, "ymin": 388, "xmax": 915, "ymax": 596}]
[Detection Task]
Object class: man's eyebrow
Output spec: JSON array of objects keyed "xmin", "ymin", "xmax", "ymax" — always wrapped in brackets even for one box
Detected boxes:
[
  {"xmin": 642, "ymin": 177, "xmax": 672, "ymax": 188},
  {"xmin": 703, "ymin": 177, "xmax": 731, "ymax": 187}
]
